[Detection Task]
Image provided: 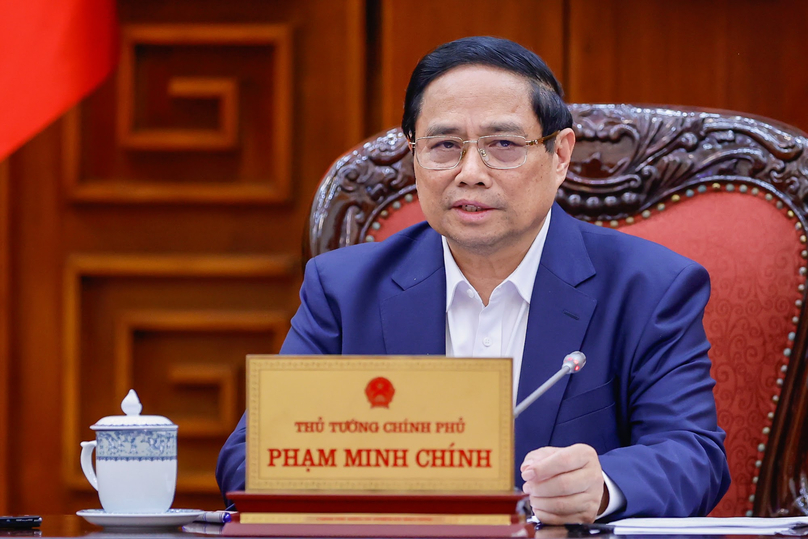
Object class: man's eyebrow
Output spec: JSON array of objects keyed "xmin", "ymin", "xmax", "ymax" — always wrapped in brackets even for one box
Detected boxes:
[
  {"xmin": 480, "ymin": 121, "xmax": 526, "ymax": 135},
  {"xmin": 422, "ymin": 121, "xmax": 528, "ymax": 137},
  {"xmin": 423, "ymin": 125, "xmax": 462, "ymax": 137}
]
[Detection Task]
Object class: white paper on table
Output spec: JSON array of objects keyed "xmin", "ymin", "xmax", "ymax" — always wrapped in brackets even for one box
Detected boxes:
[{"xmin": 610, "ymin": 517, "xmax": 808, "ymax": 536}]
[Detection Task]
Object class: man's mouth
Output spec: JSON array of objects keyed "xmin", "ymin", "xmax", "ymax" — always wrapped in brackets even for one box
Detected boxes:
[{"xmin": 453, "ymin": 201, "xmax": 492, "ymax": 212}]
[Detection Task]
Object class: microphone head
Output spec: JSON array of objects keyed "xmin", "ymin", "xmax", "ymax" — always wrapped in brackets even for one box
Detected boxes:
[{"xmin": 563, "ymin": 351, "xmax": 586, "ymax": 373}]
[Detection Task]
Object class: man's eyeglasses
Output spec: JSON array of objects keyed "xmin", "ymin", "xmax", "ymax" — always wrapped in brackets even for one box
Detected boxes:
[{"xmin": 408, "ymin": 131, "xmax": 559, "ymax": 170}]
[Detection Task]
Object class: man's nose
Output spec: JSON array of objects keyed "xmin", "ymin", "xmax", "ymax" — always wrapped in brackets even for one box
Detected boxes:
[{"xmin": 455, "ymin": 143, "xmax": 492, "ymax": 186}]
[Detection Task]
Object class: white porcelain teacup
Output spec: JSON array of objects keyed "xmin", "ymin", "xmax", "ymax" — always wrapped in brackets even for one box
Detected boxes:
[{"xmin": 80, "ymin": 390, "xmax": 178, "ymax": 514}]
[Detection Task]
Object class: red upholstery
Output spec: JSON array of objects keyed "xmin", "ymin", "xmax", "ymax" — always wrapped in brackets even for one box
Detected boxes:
[
  {"xmin": 365, "ymin": 188, "xmax": 805, "ymax": 517},
  {"xmin": 367, "ymin": 194, "xmax": 425, "ymax": 242},
  {"xmin": 617, "ymin": 191, "xmax": 804, "ymax": 516}
]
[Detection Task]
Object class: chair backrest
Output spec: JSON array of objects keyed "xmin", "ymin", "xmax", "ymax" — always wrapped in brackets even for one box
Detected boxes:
[{"xmin": 308, "ymin": 105, "xmax": 808, "ymax": 517}]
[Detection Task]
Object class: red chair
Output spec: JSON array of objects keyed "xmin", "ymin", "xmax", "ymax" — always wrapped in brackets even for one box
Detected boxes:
[{"xmin": 308, "ymin": 105, "xmax": 808, "ymax": 517}]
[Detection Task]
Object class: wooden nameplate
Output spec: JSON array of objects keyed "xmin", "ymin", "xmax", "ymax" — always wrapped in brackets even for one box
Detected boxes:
[
  {"xmin": 246, "ymin": 356, "xmax": 514, "ymax": 492},
  {"xmin": 236, "ymin": 356, "xmax": 524, "ymax": 537},
  {"xmin": 228, "ymin": 490, "xmax": 527, "ymax": 514},
  {"xmin": 225, "ymin": 490, "xmax": 531, "ymax": 537},
  {"xmin": 221, "ymin": 521, "xmax": 534, "ymax": 537}
]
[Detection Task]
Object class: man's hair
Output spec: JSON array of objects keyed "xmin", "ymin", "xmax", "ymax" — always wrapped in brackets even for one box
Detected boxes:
[{"xmin": 401, "ymin": 36, "xmax": 572, "ymax": 149}]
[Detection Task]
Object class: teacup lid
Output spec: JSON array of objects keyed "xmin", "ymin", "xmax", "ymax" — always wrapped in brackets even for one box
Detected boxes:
[{"xmin": 90, "ymin": 390, "xmax": 177, "ymax": 430}]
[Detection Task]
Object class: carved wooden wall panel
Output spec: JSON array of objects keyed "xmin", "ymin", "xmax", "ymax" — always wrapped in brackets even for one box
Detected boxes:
[
  {"xmin": 566, "ymin": 0, "xmax": 808, "ymax": 134},
  {"xmin": 378, "ymin": 0, "xmax": 565, "ymax": 129},
  {"xmin": 65, "ymin": 23, "xmax": 293, "ymax": 204},
  {"xmin": 7, "ymin": 0, "xmax": 366, "ymax": 515},
  {"xmin": 8, "ymin": 119, "xmax": 66, "ymax": 514},
  {"xmin": 125, "ymin": 311, "xmax": 289, "ymax": 493},
  {"xmin": 60, "ymin": 254, "xmax": 295, "ymax": 510}
]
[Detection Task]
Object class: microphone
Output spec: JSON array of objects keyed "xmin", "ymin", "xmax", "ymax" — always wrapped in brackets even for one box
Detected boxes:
[{"xmin": 513, "ymin": 351, "xmax": 586, "ymax": 419}]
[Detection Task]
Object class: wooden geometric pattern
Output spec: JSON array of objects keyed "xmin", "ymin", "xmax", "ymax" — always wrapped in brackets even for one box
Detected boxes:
[
  {"xmin": 113, "ymin": 309, "xmax": 289, "ymax": 437},
  {"xmin": 63, "ymin": 23, "xmax": 293, "ymax": 204},
  {"xmin": 120, "ymin": 77, "xmax": 241, "ymax": 151},
  {"xmin": 61, "ymin": 253, "xmax": 296, "ymax": 493}
]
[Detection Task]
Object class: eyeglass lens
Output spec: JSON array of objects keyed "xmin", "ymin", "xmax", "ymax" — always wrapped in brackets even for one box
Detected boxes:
[{"xmin": 415, "ymin": 135, "xmax": 528, "ymax": 170}]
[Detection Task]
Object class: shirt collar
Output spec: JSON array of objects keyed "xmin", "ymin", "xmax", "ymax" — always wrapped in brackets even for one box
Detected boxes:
[{"xmin": 442, "ymin": 206, "xmax": 552, "ymax": 310}]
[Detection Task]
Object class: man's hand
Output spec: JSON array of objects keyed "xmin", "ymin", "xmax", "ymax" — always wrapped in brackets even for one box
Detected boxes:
[{"xmin": 520, "ymin": 444, "xmax": 607, "ymax": 524}]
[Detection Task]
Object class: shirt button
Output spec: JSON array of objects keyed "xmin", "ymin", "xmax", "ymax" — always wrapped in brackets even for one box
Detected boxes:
[
  {"xmin": 466, "ymin": 289, "xmax": 475, "ymax": 299},
  {"xmin": 483, "ymin": 337, "xmax": 492, "ymax": 347}
]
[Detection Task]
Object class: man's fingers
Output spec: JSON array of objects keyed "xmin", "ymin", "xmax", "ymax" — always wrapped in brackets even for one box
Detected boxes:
[
  {"xmin": 523, "ymin": 468, "xmax": 592, "ymax": 498},
  {"xmin": 521, "ymin": 446, "xmax": 562, "ymax": 481},
  {"xmin": 529, "ymin": 489, "xmax": 602, "ymax": 524},
  {"xmin": 528, "ymin": 488, "xmax": 603, "ymax": 524},
  {"xmin": 520, "ymin": 446, "xmax": 560, "ymax": 471},
  {"xmin": 524, "ymin": 444, "xmax": 595, "ymax": 482},
  {"xmin": 521, "ymin": 444, "xmax": 605, "ymax": 523}
]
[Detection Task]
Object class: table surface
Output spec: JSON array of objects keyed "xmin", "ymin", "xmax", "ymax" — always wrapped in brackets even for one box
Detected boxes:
[
  {"xmin": 3, "ymin": 515, "xmax": 200, "ymax": 538},
  {"xmin": 2, "ymin": 515, "xmax": 782, "ymax": 539}
]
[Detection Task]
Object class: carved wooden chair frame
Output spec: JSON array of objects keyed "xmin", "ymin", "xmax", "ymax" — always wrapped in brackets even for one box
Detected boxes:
[{"xmin": 308, "ymin": 104, "xmax": 808, "ymax": 517}]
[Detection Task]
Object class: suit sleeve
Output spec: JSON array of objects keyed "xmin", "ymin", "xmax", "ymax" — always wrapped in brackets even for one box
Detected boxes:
[
  {"xmin": 599, "ymin": 262, "xmax": 731, "ymax": 519},
  {"xmin": 215, "ymin": 258, "xmax": 342, "ymax": 503}
]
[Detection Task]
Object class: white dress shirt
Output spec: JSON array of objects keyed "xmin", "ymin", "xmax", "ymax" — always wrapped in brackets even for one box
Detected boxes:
[{"xmin": 442, "ymin": 207, "xmax": 624, "ymax": 519}]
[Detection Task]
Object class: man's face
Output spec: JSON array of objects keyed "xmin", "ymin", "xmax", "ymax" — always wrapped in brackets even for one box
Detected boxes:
[{"xmin": 413, "ymin": 65, "xmax": 571, "ymax": 261}]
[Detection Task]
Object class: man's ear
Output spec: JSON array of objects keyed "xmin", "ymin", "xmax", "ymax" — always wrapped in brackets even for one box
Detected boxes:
[{"xmin": 552, "ymin": 127, "xmax": 576, "ymax": 186}]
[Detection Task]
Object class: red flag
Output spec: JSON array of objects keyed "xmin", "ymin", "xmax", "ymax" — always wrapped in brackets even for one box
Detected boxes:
[{"xmin": 0, "ymin": 0, "xmax": 117, "ymax": 160}]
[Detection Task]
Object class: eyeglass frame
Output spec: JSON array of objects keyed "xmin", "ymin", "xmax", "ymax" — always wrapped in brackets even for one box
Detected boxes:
[{"xmin": 407, "ymin": 130, "xmax": 560, "ymax": 171}]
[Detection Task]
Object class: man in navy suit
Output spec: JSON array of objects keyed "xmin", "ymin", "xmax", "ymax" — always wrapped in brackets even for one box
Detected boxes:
[{"xmin": 217, "ymin": 36, "xmax": 730, "ymax": 522}]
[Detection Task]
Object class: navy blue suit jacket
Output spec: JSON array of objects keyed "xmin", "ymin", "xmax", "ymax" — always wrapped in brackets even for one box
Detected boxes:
[{"xmin": 216, "ymin": 204, "xmax": 730, "ymax": 519}]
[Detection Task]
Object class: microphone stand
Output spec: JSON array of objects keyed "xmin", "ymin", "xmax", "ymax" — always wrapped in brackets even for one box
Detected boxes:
[{"xmin": 513, "ymin": 351, "xmax": 586, "ymax": 419}]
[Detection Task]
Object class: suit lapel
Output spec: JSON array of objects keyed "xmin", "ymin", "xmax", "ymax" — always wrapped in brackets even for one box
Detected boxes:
[
  {"xmin": 380, "ymin": 229, "xmax": 446, "ymax": 355},
  {"xmin": 514, "ymin": 206, "xmax": 597, "ymax": 478}
]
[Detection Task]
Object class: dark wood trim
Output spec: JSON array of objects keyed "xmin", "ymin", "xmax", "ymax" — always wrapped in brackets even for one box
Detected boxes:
[
  {"xmin": 0, "ymin": 159, "xmax": 9, "ymax": 512},
  {"xmin": 345, "ymin": 0, "xmax": 368, "ymax": 146}
]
